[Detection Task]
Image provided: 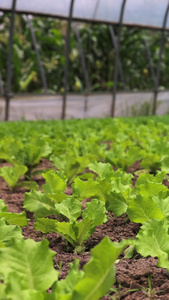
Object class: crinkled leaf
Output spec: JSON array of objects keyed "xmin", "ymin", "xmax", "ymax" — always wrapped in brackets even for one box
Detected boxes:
[
  {"xmin": 82, "ymin": 199, "xmax": 107, "ymax": 225},
  {"xmin": 136, "ymin": 181, "xmax": 168, "ymax": 198},
  {"xmin": 135, "ymin": 219, "xmax": 169, "ymax": 270},
  {"xmin": 88, "ymin": 162, "xmax": 113, "ymax": 181},
  {"xmin": 127, "ymin": 194, "xmax": 164, "ymax": 223},
  {"xmin": 0, "ymin": 219, "xmax": 23, "ymax": 246},
  {"xmin": 20, "ymin": 143, "xmax": 49, "ymax": 167},
  {"xmin": 54, "ymin": 198, "xmax": 82, "ymax": 223},
  {"xmin": 42, "ymin": 171, "xmax": 67, "ymax": 203},
  {"xmin": 140, "ymin": 153, "xmax": 161, "ymax": 172},
  {"xmin": 161, "ymin": 156, "xmax": 169, "ymax": 173},
  {"xmin": 23, "ymin": 190, "xmax": 57, "ymax": 218},
  {"xmin": 0, "ymin": 165, "xmax": 28, "ymax": 189},
  {"xmin": 72, "ymin": 178, "xmax": 100, "ymax": 201},
  {"xmin": 107, "ymin": 192, "xmax": 128, "ymax": 216},
  {"xmin": 0, "ymin": 211, "xmax": 28, "ymax": 226},
  {"xmin": 42, "ymin": 171, "xmax": 67, "ymax": 195},
  {"xmin": 0, "ymin": 238, "xmax": 58, "ymax": 290},
  {"xmin": 153, "ymin": 194, "xmax": 169, "ymax": 218}
]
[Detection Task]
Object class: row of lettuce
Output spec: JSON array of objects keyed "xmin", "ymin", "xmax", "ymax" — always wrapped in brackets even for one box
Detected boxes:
[{"xmin": 0, "ymin": 116, "xmax": 169, "ymax": 299}]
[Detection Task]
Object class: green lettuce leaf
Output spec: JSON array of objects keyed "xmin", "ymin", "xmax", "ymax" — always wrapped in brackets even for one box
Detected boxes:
[
  {"xmin": 107, "ymin": 192, "xmax": 128, "ymax": 216},
  {"xmin": 127, "ymin": 194, "xmax": 164, "ymax": 223},
  {"xmin": 54, "ymin": 198, "xmax": 82, "ymax": 223},
  {"xmin": 42, "ymin": 171, "xmax": 67, "ymax": 202},
  {"xmin": 0, "ymin": 211, "xmax": 28, "ymax": 226},
  {"xmin": 0, "ymin": 219, "xmax": 23, "ymax": 246},
  {"xmin": 72, "ymin": 178, "xmax": 100, "ymax": 201},
  {"xmin": 135, "ymin": 219, "xmax": 169, "ymax": 270},
  {"xmin": 0, "ymin": 238, "xmax": 58, "ymax": 291},
  {"xmin": 23, "ymin": 190, "xmax": 57, "ymax": 218},
  {"xmin": 0, "ymin": 165, "xmax": 28, "ymax": 190},
  {"xmin": 71, "ymin": 237, "xmax": 130, "ymax": 300}
]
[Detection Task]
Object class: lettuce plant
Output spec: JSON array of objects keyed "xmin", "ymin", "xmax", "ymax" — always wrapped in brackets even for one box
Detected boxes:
[
  {"xmin": 0, "ymin": 165, "xmax": 28, "ymax": 191},
  {"xmin": 50, "ymin": 152, "xmax": 93, "ymax": 185},
  {"xmin": 34, "ymin": 198, "xmax": 107, "ymax": 252},
  {"xmin": 0, "ymin": 139, "xmax": 52, "ymax": 179},
  {"xmin": 73, "ymin": 162, "xmax": 133, "ymax": 217},
  {"xmin": 0, "ymin": 165, "xmax": 39, "ymax": 192},
  {"xmin": 0, "ymin": 236, "xmax": 130, "ymax": 300}
]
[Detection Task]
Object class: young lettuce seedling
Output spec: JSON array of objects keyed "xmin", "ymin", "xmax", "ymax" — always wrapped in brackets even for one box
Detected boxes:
[
  {"xmin": 0, "ymin": 165, "xmax": 28, "ymax": 191},
  {"xmin": 50, "ymin": 152, "xmax": 92, "ymax": 185},
  {"xmin": 34, "ymin": 197, "xmax": 107, "ymax": 252}
]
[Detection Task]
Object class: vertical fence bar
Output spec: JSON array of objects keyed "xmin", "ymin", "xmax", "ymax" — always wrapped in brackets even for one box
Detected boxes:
[
  {"xmin": 26, "ymin": 15, "xmax": 48, "ymax": 94},
  {"xmin": 73, "ymin": 22, "xmax": 90, "ymax": 116},
  {"xmin": 109, "ymin": 25, "xmax": 125, "ymax": 89},
  {"xmin": 152, "ymin": 2, "xmax": 169, "ymax": 115},
  {"xmin": 62, "ymin": 0, "xmax": 75, "ymax": 120},
  {"xmin": 111, "ymin": 0, "xmax": 127, "ymax": 117},
  {"xmin": 0, "ymin": 71, "xmax": 4, "ymax": 96},
  {"xmin": 4, "ymin": 0, "xmax": 17, "ymax": 121},
  {"xmin": 143, "ymin": 37, "xmax": 156, "ymax": 86}
]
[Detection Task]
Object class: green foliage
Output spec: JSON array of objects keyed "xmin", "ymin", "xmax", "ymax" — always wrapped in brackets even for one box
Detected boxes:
[
  {"xmin": 35, "ymin": 199, "xmax": 107, "ymax": 250},
  {"xmin": 134, "ymin": 219, "xmax": 169, "ymax": 270},
  {"xmin": 42, "ymin": 170, "xmax": 67, "ymax": 202},
  {"xmin": 127, "ymin": 194, "xmax": 164, "ymax": 223},
  {"xmin": 0, "ymin": 219, "xmax": 23, "ymax": 246},
  {"xmin": 0, "ymin": 199, "xmax": 28, "ymax": 227},
  {"xmin": 0, "ymin": 238, "xmax": 58, "ymax": 291},
  {"xmin": 50, "ymin": 153, "xmax": 91, "ymax": 185},
  {"xmin": 1, "ymin": 116, "xmax": 169, "ymax": 298},
  {"xmin": 0, "ymin": 165, "xmax": 28, "ymax": 190},
  {"xmin": 0, "ymin": 236, "xmax": 129, "ymax": 300},
  {"xmin": 24, "ymin": 190, "xmax": 57, "ymax": 218},
  {"xmin": 1, "ymin": 14, "xmax": 169, "ymax": 94},
  {"xmin": 71, "ymin": 237, "xmax": 130, "ymax": 300}
]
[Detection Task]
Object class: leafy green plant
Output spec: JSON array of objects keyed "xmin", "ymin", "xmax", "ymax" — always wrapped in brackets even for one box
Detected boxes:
[
  {"xmin": 106, "ymin": 145, "xmax": 143, "ymax": 171},
  {"xmin": 34, "ymin": 198, "xmax": 107, "ymax": 252},
  {"xmin": 0, "ymin": 219, "xmax": 23, "ymax": 247},
  {"xmin": 50, "ymin": 152, "xmax": 92, "ymax": 185},
  {"xmin": 23, "ymin": 170, "xmax": 68, "ymax": 218},
  {"xmin": 76, "ymin": 161, "xmax": 133, "ymax": 216},
  {"xmin": 0, "ymin": 139, "xmax": 51, "ymax": 179},
  {"xmin": 0, "ymin": 235, "xmax": 130, "ymax": 300},
  {"xmin": 0, "ymin": 165, "xmax": 28, "ymax": 191}
]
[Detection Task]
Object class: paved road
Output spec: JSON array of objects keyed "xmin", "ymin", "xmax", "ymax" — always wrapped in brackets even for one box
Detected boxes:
[{"xmin": 0, "ymin": 91, "xmax": 169, "ymax": 121}]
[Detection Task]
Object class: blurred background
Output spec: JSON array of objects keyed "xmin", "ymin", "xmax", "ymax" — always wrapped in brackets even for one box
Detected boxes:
[{"xmin": 0, "ymin": 0, "xmax": 169, "ymax": 120}]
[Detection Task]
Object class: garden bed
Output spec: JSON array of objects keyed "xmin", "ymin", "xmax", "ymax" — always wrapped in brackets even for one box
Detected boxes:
[
  {"xmin": 1, "ymin": 116, "xmax": 169, "ymax": 299},
  {"xmin": 1, "ymin": 157, "xmax": 169, "ymax": 299}
]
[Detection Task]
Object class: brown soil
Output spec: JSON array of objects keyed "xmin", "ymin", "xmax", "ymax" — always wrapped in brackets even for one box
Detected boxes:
[{"xmin": 1, "ymin": 159, "xmax": 169, "ymax": 299}]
